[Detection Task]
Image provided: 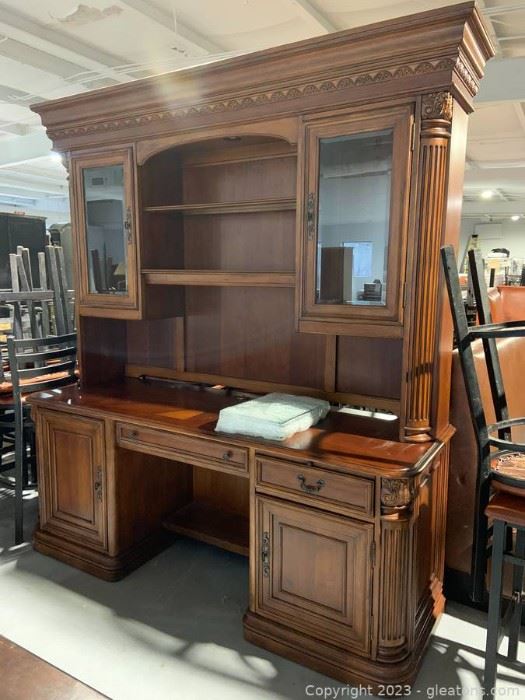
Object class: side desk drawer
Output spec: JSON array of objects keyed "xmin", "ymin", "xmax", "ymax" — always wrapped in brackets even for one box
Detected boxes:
[
  {"xmin": 255, "ymin": 455, "xmax": 374, "ymax": 517},
  {"xmin": 116, "ymin": 423, "xmax": 248, "ymax": 475}
]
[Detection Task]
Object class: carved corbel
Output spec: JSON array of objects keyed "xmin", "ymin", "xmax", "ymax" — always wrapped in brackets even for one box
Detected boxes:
[
  {"xmin": 420, "ymin": 91, "xmax": 453, "ymax": 138},
  {"xmin": 421, "ymin": 91, "xmax": 453, "ymax": 121},
  {"xmin": 381, "ymin": 477, "xmax": 416, "ymax": 514}
]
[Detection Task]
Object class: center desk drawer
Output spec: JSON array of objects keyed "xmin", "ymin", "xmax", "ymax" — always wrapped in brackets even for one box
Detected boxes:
[
  {"xmin": 256, "ymin": 456, "xmax": 374, "ymax": 517},
  {"xmin": 116, "ymin": 423, "xmax": 248, "ymax": 475}
]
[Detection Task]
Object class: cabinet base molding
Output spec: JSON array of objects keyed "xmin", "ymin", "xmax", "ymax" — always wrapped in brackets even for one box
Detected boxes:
[
  {"xmin": 244, "ymin": 598, "xmax": 443, "ymax": 690},
  {"xmin": 33, "ymin": 528, "xmax": 172, "ymax": 582}
]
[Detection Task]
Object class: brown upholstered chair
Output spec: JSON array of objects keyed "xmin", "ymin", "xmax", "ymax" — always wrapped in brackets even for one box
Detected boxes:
[
  {"xmin": 447, "ymin": 337, "xmax": 525, "ymax": 597},
  {"xmin": 488, "ymin": 285, "xmax": 525, "ymax": 324}
]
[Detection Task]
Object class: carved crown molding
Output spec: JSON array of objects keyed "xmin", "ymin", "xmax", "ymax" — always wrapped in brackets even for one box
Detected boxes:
[
  {"xmin": 381, "ymin": 478, "xmax": 416, "ymax": 509},
  {"xmin": 455, "ymin": 54, "xmax": 480, "ymax": 97},
  {"xmin": 47, "ymin": 58, "xmax": 455, "ymax": 141}
]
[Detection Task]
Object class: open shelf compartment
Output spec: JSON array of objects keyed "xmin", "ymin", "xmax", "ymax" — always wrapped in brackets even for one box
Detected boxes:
[{"xmin": 163, "ymin": 500, "xmax": 249, "ymax": 557}]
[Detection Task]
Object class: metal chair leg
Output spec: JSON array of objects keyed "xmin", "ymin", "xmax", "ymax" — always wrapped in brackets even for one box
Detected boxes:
[
  {"xmin": 507, "ymin": 527, "xmax": 525, "ymax": 661},
  {"xmin": 22, "ymin": 422, "xmax": 36, "ymax": 487},
  {"xmin": 29, "ymin": 425, "xmax": 37, "ymax": 485},
  {"xmin": 22, "ymin": 425, "xmax": 30, "ymax": 488},
  {"xmin": 484, "ymin": 519, "xmax": 506, "ymax": 695},
  {"xmin": 472, "ymin": 478, "xmax": 491, "ymax": 603},
  {"xmin": 14, "ymin": 403, "xmax": 24, "ymax": 545}
]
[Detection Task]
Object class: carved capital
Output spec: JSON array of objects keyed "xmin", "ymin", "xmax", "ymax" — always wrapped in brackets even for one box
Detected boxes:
[
  {"xmin": 421, "ymin": 91, "xmax": 453, "ymax": 122},
  {"xmin": 381, "ymin": 478, "xmax": 415, "ymax": 510}
]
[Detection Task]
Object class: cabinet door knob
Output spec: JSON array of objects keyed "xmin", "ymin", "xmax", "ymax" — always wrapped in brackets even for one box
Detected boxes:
[
  {"xmin": 297, "ymin": 474, "xmax": 325, "ymax": 494},
  {"xmin": 223, "ymin": 450, "xmax": 233, "ymax": 461}
]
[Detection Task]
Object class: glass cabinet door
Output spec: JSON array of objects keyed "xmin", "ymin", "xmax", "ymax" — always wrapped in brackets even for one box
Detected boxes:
[
  {"xmin": 299, "ymin": 106, "xmax": 413, "ymax": 333},
  {"xmin": 72, "ymin": 149, "xmax": 138, "ymax": 311}
]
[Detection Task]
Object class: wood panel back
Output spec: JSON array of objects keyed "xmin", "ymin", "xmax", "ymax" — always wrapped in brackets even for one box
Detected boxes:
[
  {"xmin": 193, "ymin": 468, "xmax": 249, "ymax": 517},
  {"xmin": 140, "ymin": 149, "xmax": 183, "ymax": 207},
  {"xmin": 141, "ymin": 212, "xmax": 184, "ymax": 269},
  {"xmin": 183, "ymin": 153, "xmax": 296, "ymax": 203},
  {"xmin": 185, "ymin": 286, "xmax": 327, "ymax": 389},
  {"xmin": 114, "ymin": 446, "xmax": 193, "ymax": 551},
  {"xmin": 180, "ymin": 138, "xmax": 296, "ymax": 166},
  {"xmin": 127, "ymin": 316, "xmax": 179, "ymax": 369},
  {"xmin": 337, "ymin": 336, "xmax": 403, "ymax": 400},
  {"xmin": 80, "ymin": 316, "xmax": 127, "ymax": 388},
  {"xmin": 183, "ymin": 211, "xmax": 295, "ymax": 272}
]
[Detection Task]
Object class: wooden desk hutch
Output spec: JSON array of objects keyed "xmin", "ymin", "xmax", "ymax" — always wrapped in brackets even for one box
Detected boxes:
[{"xmin": 29, "ymin": 3, "xmax": 494, "ymax": 689}]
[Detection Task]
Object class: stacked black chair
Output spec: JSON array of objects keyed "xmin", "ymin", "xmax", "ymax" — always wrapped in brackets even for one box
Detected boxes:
[
  {"xmin": 441, "ymin": 246, "xmax": 525, "ymax": 694},
  {"xmin": 7, "ymin": 332, "xmax": 77, "ymax": 544}
]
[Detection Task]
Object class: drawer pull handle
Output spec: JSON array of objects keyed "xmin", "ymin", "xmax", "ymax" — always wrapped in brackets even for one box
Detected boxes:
[
  {"xmin": 297, "ymin": 474, "xmax": 325, "ymax": 494},
  {"xmin": 223, "ymin": 450, "xmax": 233, "ymax": 461},
  {"xmin": 130, "ymin": 429, "xmax": 139, "ymax": 439}
]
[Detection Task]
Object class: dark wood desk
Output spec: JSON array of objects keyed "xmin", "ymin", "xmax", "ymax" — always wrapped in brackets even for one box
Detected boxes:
[
  {"xmin": 29, "ymin": 379, "xmax": 449, "ymax": 689},
  {"xmin": 27, "ymin": 3, "xmax": 495, "ymax": 687}
]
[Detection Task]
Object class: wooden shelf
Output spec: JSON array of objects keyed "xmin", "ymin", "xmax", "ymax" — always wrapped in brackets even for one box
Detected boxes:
[
  {"xmin": 143, "ymin": 270, "xmax": 296, "ymax": 287},
  {"xmin": 163, "ymin": 501, "xmax": 249, "ymax": 556},
  {"xmin": 143, "ymin": 198, "xmax": 296, "ymax": 215}
]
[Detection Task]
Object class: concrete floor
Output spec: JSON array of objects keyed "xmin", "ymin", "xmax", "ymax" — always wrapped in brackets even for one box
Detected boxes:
[{"xmin": 0, "ymin": 486, "xmax": 523, "ymax": 700}]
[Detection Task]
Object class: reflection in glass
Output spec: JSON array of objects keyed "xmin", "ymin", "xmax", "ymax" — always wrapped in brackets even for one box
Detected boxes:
[
  {"xmin": 83, "ymin": 165, "xmax": 128, "ymax": 295},
  {"xmin": 315, "ymin": 129, "xmax": 392, "ymax": 306}
]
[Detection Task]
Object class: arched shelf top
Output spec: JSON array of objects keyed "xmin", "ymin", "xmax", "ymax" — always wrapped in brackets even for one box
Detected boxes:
[{"xmin": 136, "ymin": 116, "xmax": 298, "ymax": 165}]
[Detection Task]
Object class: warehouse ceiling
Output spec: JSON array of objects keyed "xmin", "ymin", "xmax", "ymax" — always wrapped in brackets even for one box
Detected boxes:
[{"xmin": 0, "ymin": 0, "xmax": 524, "ymax": 223}]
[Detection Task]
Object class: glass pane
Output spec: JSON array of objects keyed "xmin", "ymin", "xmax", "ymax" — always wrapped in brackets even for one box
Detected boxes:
[
  {"xmin": 315, "ymin": 129, "xmax": 393, "ymax": 306},
  {"xmin": 83, "ymin": 164, "xmax": 128, "ymax": 295}
]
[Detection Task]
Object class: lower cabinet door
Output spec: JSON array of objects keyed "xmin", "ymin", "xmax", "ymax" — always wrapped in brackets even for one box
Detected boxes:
[
  {"xmin": 256, "ymin": 496, "xmax": 373, "ymax": 654},
  {"xmin": 38, "ymin": 410, "xmax": 107, "ymax": 550}
]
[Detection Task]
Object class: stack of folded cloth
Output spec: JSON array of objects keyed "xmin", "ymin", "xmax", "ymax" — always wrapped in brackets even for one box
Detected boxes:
[{"xmin": 215, "ymin": 392, "xmax": 330, "ymax": 441}]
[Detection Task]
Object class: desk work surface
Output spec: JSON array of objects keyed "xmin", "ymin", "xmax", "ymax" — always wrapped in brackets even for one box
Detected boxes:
[{"xmin": 28, "ymin": 378, "xmax": 434, "ymax": 477}]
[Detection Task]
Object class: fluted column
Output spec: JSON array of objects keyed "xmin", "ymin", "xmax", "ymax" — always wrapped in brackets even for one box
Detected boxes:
[
  {"xmin": 377, "ymin": 477, "xmax": 415, "ymax": 662},
  {"xmin": 403, "ymin": 92, "xmax": 453, "ymax": 442}
]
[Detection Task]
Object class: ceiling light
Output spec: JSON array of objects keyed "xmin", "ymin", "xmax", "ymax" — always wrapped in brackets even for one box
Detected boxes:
[
  {"xmin": 480, "ymin": 190, "xmax": 494, "ymax": 200},
  {"xmin": 510, "ymin": 215, "xmax": 521, "ymax": 222}
]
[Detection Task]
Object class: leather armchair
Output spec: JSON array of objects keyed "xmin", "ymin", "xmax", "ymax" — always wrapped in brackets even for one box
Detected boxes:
[{"xmin": 488, "ymin": 285, "xmax": 525, "ymax": 324}]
